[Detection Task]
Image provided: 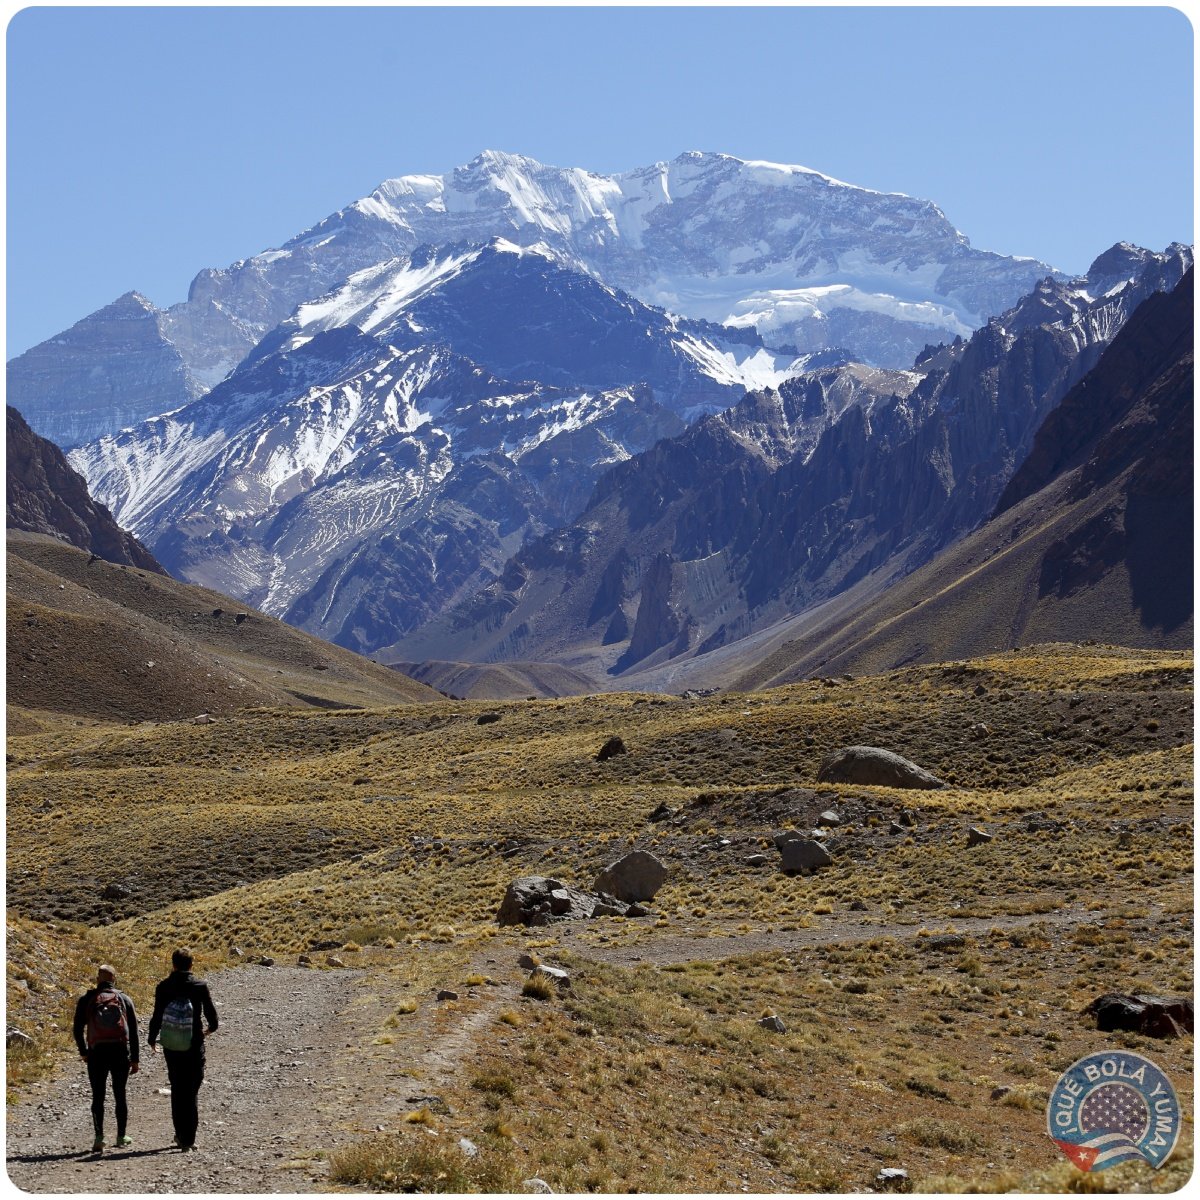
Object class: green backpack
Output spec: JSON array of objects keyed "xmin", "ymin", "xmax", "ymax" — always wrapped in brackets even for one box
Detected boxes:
[{"xmin": 159, "ymin": 995, "xmax": 194, "ymax": 1051}]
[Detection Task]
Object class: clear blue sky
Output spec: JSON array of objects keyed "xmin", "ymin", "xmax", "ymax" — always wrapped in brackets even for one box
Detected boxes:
[{"xmin": 6, "ymin": 5, "xmax": 1194, "ymax": 356}]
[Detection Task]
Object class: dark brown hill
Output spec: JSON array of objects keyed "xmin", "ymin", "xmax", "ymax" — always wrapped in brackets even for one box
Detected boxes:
[
  {"xmin": 388, "ymin": 659, "xmax": 599, "ymax": 700},
  {"xmin": 7, "ymin": 534, "xmax": 441, "ymax": 722},
  {"xmin": 6, "ymin": 404, "xmax": 164, "ymax": 572},
  {"xmin": 729, "ymin": 270, "xmax": 1193, "ymax": 688}
]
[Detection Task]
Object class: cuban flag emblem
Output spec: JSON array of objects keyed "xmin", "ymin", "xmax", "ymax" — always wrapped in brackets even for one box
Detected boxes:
[{"xmin": 1046, "ymin": 1051, "xmax": 1181, "ymax": 1172}]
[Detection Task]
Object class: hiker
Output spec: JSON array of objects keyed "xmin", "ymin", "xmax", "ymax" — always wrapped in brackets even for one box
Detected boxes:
[
  {"xmin": 72, "ymin": 964, "xmax": 140, "ymax": 1152},
  {"xmin": 147, "ymin": 947, "xmax": 218, "ymax": 1151}
]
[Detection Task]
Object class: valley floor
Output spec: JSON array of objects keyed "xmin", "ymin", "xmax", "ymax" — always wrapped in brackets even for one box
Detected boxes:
[{"xmin": 6, "ymin": 643, "xmax": 1194, "ymax": 1193}]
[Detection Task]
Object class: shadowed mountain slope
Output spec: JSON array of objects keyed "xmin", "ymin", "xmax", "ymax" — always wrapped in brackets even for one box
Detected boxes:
[
  {"xmin": 7, "ymin": 534, "xmax": 441, "ymax": 722},
  {"xmin": 6, "ymin": 405, "xmax": 165, "ymax": 573},
  {"xmin": 726, "ymin": 269, "xmax": 1193, "ymax": 689},
  {"xmin": 389, "ymin": 659, "xmax": 600, "ymax": 701}
]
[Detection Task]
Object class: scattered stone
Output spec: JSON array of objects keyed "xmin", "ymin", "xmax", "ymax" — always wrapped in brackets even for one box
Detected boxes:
[
  {"xmin": 407, "ymin": 1094, "xmax": 451, "ymax": 1115},
  {"xmin": 6, "ymin": 1029, "xmax": 33, "ymax": 1048},
  {"xmin": 780, "ymin": 838, "xmax": 832, "ymax": 874},
  {"xmin": 101, "ymin": 883, "xmax": 132, "ymax": 901},
  {"xmin": 310, "ymin": 939, "xmax": 341, "ymax": 951},
  {"xmin": 849, "ymin": 899, "xmax": 867, "ymax": 911},
  {"xmin": 523, "ymin": 1179, "xmax": 554, "ymax": 1194},
  {"xmin": 647, "ymin": 801, "xmax": 676, "ymax": 823},
  {"xmin": 193, "ymin": 713, "xmax": 214, "ymax": 725},
  {"xmin": 817, "ymin": 810, "xmax": 841, "ymax": 827},
  {"xmin": 772, "ymin": 829, "xmax": 804, "ymax": 849},
  {"xmin": 229, "ymin": 946, "xmax": 244, "ymax": 958},
  {"xmin": 258, "ymin": 956, "xmax": 275, "ymax": 968},
  {"xmin": 476, "ymin": 712, "xmax": 501, "ymax": 725},
  {"xmin": 234, "ymin": 612, "xmax": 248, "ymax": 624},
  {"xmin": 436, "ymin": 989, "xmax": 459, "ymax": 1002},
  {"xmin": 817, "ymin": 746, "xmax": 945, "ymax": 790},
  {"xmin": 920, "ymin": 934, "xmax": 967, "ymax": 952},
  {"xmin": 888, "ymin": 821, "xmax": 904, "ymax": 835},
  {"xmin": 758, "ymin": 1015, "xmax": 786, "ymax": 1033},
  {"xmin": 458, "ymin": 1137, "xmax": 479, "ymax": 1158},
  {"xmin": 745, "ymin": 854, "xmax": 768, "ymax": 867},
  {"xmin": 1086, "ymin": 993, "xmax": 1194, "ymax": 1038},
  {"xmin": 297, "ymin": 955, "xmax": 312, "ymax": 967},
  {"xmin": 591, "ymin": 901, "xmax": 625, "ymax": 918},
  {"xmin": 595, "ymin": 735, "xmax": 628, "ymax": 762},
  {"xmin": 625, "ymin": 902, "xmax": 651, "ymax": 918},
  {"xmin": 325, "ymin": 955, "xmax": 347, "ymax": 968},
  {"xmin": 593, "ymin": 850, "xmax": 668, "ymax": 902},
  {"xmin": 517, "ymin": 953, "xmax": 539, "ymax": 970},
  {"xmin": 532, "ymin": 965, "xmax": 571, "ymax": 989},
  {"xmin": 990, "ymin": 1085, "xmax": 1012, "ymax": 1101},
  {"xmin": 966, "ymin": 827, "xmax": 993, "ymax": 847},
  {"xmin": 971, "ymin": 722, "xmax": 992, "ymax": 738},
  {"xmin": 898, "ymin": 809, "xmax": 917, "ymax": 827},
  {"xmin": 876, "ymin": 1167, "xmax": 911, "ymax": 1192}
]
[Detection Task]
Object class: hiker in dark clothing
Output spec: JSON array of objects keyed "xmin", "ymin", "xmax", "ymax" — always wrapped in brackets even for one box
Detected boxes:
[
  {"xmin": 147, "ymin": 948, "xmax": 218, "ymax": 1151},
  {"xmin": 72, "ymin": 964, "xmax": 140, "ymax": 1152}
]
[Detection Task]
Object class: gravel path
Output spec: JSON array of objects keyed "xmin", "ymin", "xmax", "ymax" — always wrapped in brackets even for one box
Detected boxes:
[{"xmin": 6, "ymin": 965, "xmax": 369, "ymax": 1194}]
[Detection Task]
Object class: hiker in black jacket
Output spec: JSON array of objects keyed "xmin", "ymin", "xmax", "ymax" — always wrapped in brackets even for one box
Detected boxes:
[
  {"xmin": 72, "ymin": 964, "xmax": 140, "ymax": 1152},
  {"xmin": 146, "ymin": 948, "xmax": 218, "ymax": 1151}
]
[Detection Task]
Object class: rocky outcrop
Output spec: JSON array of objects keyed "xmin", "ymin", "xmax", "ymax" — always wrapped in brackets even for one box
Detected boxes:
[
  {"xmin": 496, "ymin": 874, "xmax": 656, "ymax": 926},
  {"xmin": 779, "ymin": 839, "xmax": 833, "ymax": 873},
  {"xmin": 6, "ymin": 406, "xmax": 166, "ymax": 573},
  {"xmin": 817, "ymin": 747, "xmax": 945, "ymax": 790}
]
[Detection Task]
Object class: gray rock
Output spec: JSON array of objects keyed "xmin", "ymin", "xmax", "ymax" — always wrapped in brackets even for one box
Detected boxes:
[
  {"xmin": 591, "ymin": 901, "xmax": 625, "ymax": 918},
  {"xmin": 101, "ymin": 883, "xmax": 132, "ymax": 901},
  {"xmin": 517, "ymin": 952, "xmax": 539, "ymax": 970},
  {"xmin": 297, "ymin": 954, "xmax": 312, "ymax": 967},
  {"xmin": 817, "ymin": 810, "xmax": 841, "ymax": 827},
  {"xmin": 459, "ymin": 1137, "xmax": 479, "ymax": 1158},
  {"xmin": 325, "ymin": 955, "xmax": 347, "ymax": 968},
  {"xmin": 497, "ymin": 876, "xmax": 597, "ymax": 926},
  {"xmin": 647, "ymin": 801, "xmax": 675, "ymax": 823},
  {"xmin": 6, "ymin": 1028, "xmax": 34, "ymax": 1048},
  {"xmin": 595, "ymin": 735, "xmax": 627, "ymax": 762},
  {"xmin": 758, "ymin": 1015, "xmax": 786, "ymax": 1033},
  {"xmin": 192, "ymin": 713, "xmax": 214, "ymax": 725},
  {"xmin": 476, "ymin": 712, "xmax": 501, "ymax": 726},
  {"xmin": 817, "ymin": 746, "xmax": 945, "ymax": 790},
  {"xmin": 745, "ymin": 853, "xmax": 768, "ymax": 867},
  {"xmin": 920, "ymin": 934, "xmax": 966, "ymax": 952},
  {"xmin": 898, "ymin": 808, "xmax": 917, "ymax": 827},
  {"xmin": 258, "ymin": 956, "xmax": 275, "ymax": 968},
  {"xmin": 523, "ymin": 1179, "xmax": 554, "ymax": 1195},
  {"xmin": 772, "ymin": 829, "xmax": 804, "ymax": 849},
  {"xmin": 876, "ymin": 1167, "xmax": 910, "ymax": 1192},
  {"xmin": 437, "ymin": 989, "xmax": 459, "ymax": 1002},
  {"xmin": 889, "ymin": 821, "xmax": 904, "ymax": 834},
  {"xmin": 593, "ymin": 850, "xmax": 668, "ymax": 903},
  {"xmin": 849, "ymin": 899, "xmax": 867, "ymax": 911},
  {"xmin": 625, "ymin": 902, "xmax": 651, "ymax": 918},
  {"xmin": 780, "ymin": 838, "xmax": 833, "ymax": 873},
  {"xmin": 533, "ymin": 965, "xmax": 571, "ymax": 988},
  {"xmin": 966, "ymin": 826, "xmax": 993, "ymax": 846},
  {"xmin": 229, "ymin": 946, "xmax": 244, "ymax": 957},
  {"xmin": 990, "ymin": 1085, "xmax": 1012, "ymax": 1101}
]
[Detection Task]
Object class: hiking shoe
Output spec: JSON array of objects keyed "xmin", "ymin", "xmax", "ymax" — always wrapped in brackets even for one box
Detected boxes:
[
  {"xmin": 117, "ymin": 1135, "xmax": 133, "ymax": 1147},
  {"xmin": 91, "ymin": 1138, "xmax": 104, "ymax": 1152}
]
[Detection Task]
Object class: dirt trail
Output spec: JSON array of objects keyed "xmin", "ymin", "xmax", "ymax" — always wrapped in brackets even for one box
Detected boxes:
[{"xmin": 2, "ymin": 901, "xmax": 1147, "ymax": 1193}]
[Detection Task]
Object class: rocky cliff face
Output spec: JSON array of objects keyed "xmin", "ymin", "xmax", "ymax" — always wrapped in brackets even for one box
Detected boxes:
[
  {"xmin": 7, "ymin": 293, "xmax": 201, "ymax": 448},
  {"xmin": 389, "ymin": 243, "xmax": 1190, "ymax": 675},
  {"xmin": 6, "ymin": 406, "xmax": 165, "ymax": 572}
]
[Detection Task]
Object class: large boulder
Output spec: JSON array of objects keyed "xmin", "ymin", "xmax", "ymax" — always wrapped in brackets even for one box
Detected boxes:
[
  {"xmin": 593, "ymin": 850, "xmax": 668, "ymax": 902},
  {"xmin": 817, "ymin": 746, "xmax": 945, "ymax": 790},
  {"xmin": 497, "ymin": 876, "xmax": 598, "ymax": 926},
  {"xmin": 1086, "ymin": 993, "xmax": 1194, "ymax": 1038},
  {"xmin": 780, "ymin": 838, "xmax": 833, "ymax": 873}
]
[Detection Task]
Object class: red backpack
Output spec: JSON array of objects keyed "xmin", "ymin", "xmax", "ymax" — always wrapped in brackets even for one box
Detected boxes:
[{"xmin": 86, "ymin": 987, "xmax": 128, "ymax": 1047}]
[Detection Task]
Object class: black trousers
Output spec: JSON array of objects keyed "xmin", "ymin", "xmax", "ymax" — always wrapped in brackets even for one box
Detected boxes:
[
  {"xmin": 86, "ymin": 1045, "xmax": 131, "ymax": 1139},
  {"xmin": 163, "ymin": 1048, "xmax": 205, "ymax": 1147}
]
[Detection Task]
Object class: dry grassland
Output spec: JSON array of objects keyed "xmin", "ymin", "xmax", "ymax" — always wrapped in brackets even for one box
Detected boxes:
[{"xmin": 6, "ymin": 643, "xmax": 1193, "ymax": 1192}]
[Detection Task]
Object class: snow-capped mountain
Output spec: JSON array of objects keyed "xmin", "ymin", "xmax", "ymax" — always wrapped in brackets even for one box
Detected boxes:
[
  {"xmin": 387, "ymin": 242, "xmax": 1191, "ymax": 677},
  {"xmin": 11, "ymin": 150, "xmax": 1059, "ymax": 446},
  {"xmin": 74, "ymin": 241, "xmax": 775, "ymax": 653}
]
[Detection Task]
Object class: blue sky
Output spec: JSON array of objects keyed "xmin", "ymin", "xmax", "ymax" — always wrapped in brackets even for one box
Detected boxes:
[{"xmin": 6, "ymin": 5, "xmax": 1194, "ymax": 356}]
